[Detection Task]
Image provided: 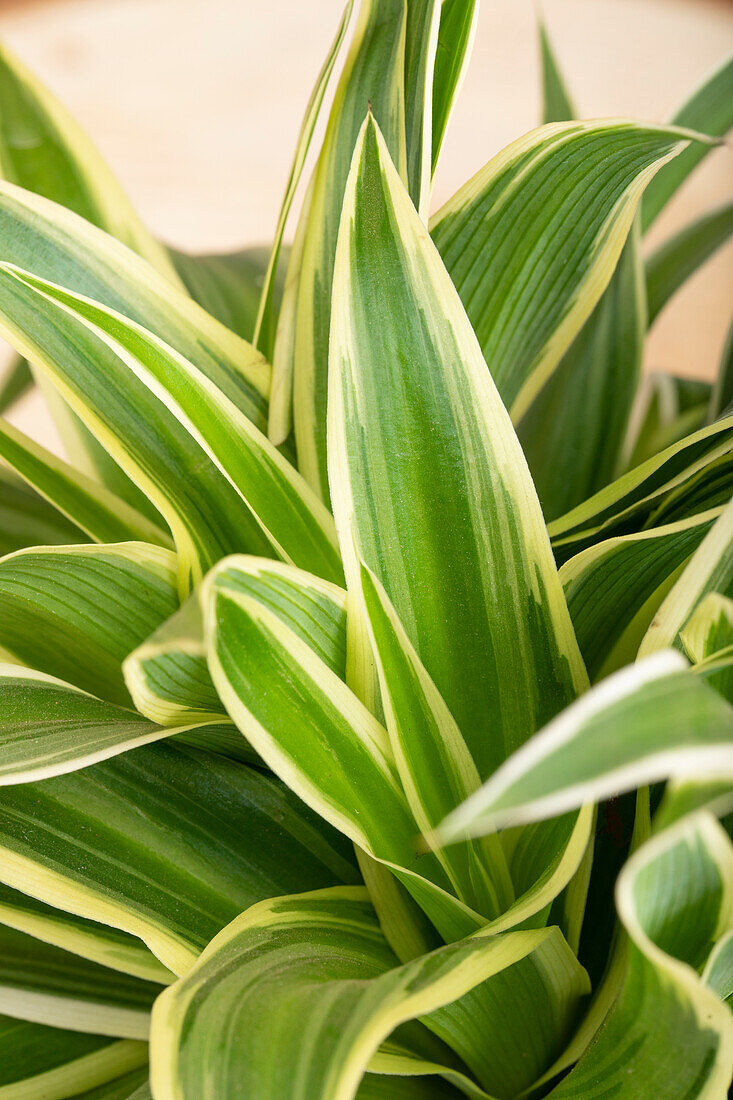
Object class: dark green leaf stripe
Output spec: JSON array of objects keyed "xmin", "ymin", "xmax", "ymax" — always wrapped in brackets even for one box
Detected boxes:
[
  {"xmin": 279, "ymin": 0, "xmax": 408, "ymax": 497},
  {"xmin": 435, "ymin": 652, "xmax": 733, "ymax": 840},
  {"xmin": 646, "ymin": 201, "xmax": 733, "ymax": 325},
  {"xmin": 641, "ymin": 52, "xmax": 733, "ymax": 232},
  {"xmin": 538, "ymin": 16, "xmax": 575, "ymax": 123},
  {"xmin": 0, "ymin": 465, "xmax": 87, "ymax": 555},
  {"xmin": 0, "ymin": 542, "xmax": 178, "ymax": 706},
  {"xmin": 151, "ymin": 888, "xmax": 588, "ymax": 1100},
  {"xmin": 0, "ymin": 1015, "xmax": 146, "ymax": 1100},
  {"xmin": 0, "ymin": 418, "xmax": 170, "ymax": 548},
  {"xmin": 0, "ymin": 923, "xmax": 160, "ymax": 1039},
  {"xmin": 0, "ymin": 181, "xmax": 269, "ymax": 426},
  {"xmin": 431, "ymin": 120, "xmax": 692, "ymax": 417},
  {"xmin": 0, "ymin": 741, "xmax": 358, "ymax": 975},
  {"xmin": 561, "ymin": 508, "xmax": 721, "ymax": 680},
  {"xmin": 403, "ymin": 0, "xmax": 441, "ymax": 218},
  {"xmin": 0, "ymin": 264, "xmax": 276, "ymax": 589},
  {"xmin": 329, "ymin": 115, "xmax": 587, "ymax": 779}
]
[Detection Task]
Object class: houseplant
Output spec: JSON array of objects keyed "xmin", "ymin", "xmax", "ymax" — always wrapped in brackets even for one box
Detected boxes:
[{"xmin": 0, "ymin": 2, "xmax": 731, "ymax": 1097}]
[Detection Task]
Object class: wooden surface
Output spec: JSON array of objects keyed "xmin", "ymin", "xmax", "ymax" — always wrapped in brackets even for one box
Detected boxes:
[{"xmin": 1, "ymin": 0, "xmax": 732, "ymax": 452}]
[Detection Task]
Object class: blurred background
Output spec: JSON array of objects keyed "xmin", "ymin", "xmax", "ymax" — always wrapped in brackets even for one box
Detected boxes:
[{"xmin": 0, "ymin": 0, "xmax": 731, "ymax": 448}]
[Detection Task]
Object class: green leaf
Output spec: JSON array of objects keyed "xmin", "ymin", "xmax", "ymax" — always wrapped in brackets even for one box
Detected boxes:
[
  {"xmin": 0, "ymin": 542, "xmax": 178, "ymax": 706},
  {"xmin": 680, "ymin": 592, "xmax": 733, "ymax": 664},
  {"xmin": 519, "ymin": 228, "xmax": 646, "ymax": 520},
  {"xmin": 434, "ymin": 651, "xmax": 733, "ymax": 841},
  {"xmin": 0, "ymin": 355, "xmax": 31, "ymax": 415},
  {"xmin": 354, "ymin": 560, "xmax": 515, "ymax": 917},
  {"xmin": 0, "ymin": 465, "xmax": 87, "ymax": 554},
  {"xmin": 281, "ymin": 0, "xmax": 409, "ymax": 499},
  {"xmin": 538, "ymin": 16, "xmax": 575, "ymax": 123},
  {"xmin": 548, "ymin": 812, "xmax": 733, "ymax": 1097},
  {"xmin": 431, "ymin": 120, "xmax": 694, "ymax": 419},
  {"xmin": 328, "ymin": 114, "xmax": 587, "ymax": 779},
  {"xmin": 646, "ymin": 201, "xmax": 733, "ymax": 325},
  {"xmin": 639, "ymin": 498, "xmax": 733, "ymax": 656},
  {"xmin": 403, "ymin": 0, "xmax": 441, "ymax": 219},
  {"xmin": 0, "ymin": 741, "xmax": 358, "ymax": 976},
  {"xmin": 560, "ymin": 507, "xmax": 721, "ymax": 680},
  {"xmin": 150, "ymin": 888, "xmax": 588, "ymax": 1100},
  {"xmin": 127, "ymin": 555, "xmax": 347, "ymax": 726},
  {"xmin": 703, "ymin": 930, "xmax": 733, "ymax": 1005},
  {"xmin": 204, "ymin": 574, "xmax": 478, "ymax": 938},
  {"xmin": 0, "ymin": 264, "xmax": 280, "ymax": 591},
  {"xmin": 0, "ymin": 1016, "xmax": 146, "ymax": 1100},
  {"xmin": 252, "ymin": 1, "xmax": 354, "ymax": 356},
  {"xmin": 67, "ymin": 1067, "xmax": 150, "ymax": 1100},
  {"xmin": 170, "ymin": 245, "xmax": 281, "ymax": 345},
  {"xmin": 430, "ymin": 0, "xmax": 479, "ymax": 172},
  {"xmin": 641, "ymin": 53, "xmax": 733, "ymax": 233},
  {"xmin": 549, "ymin": 413, "xmax": 733, "ymax": 563},
  {"xmin": 0, "ymin": 181, "xmax": 270, "ymax": 428},
  {"xmin": 0, "ymin": 418, "xmax": 170, "ymax": 548},
  {"xmin": 1, "ymin": 265, "xmax": 344, "ymax": 588},
  {"xmin": 0, "ymin": 922, "xmax": 160, "ymax": 1039},
  {"xmin": 709, "ymin": 313, "xmax": 733, "ymax": 421},
  {"xmin": 0, "ymin": 666, "xmax": 233, "ymax": 784},
  {"xmin": 0, "ymin": 881, "xmax": 173, "ymax": 984}
]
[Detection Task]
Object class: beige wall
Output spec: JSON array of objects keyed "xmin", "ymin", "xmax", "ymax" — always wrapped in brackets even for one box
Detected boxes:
[{"xmin": 1, "ymin": 0, "xmax": 732, "ymax": 449}]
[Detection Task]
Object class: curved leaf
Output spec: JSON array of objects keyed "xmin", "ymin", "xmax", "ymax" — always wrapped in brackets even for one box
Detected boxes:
[
  {"xmin": 0, "ymin": 465, "xmax": 87, "ymax": 554},
  {"xmin": 328, "ymin": 114, "xmax": 587, "ymax": 778},
  {"xmin": 646, "ymin": 200, "xmax": 733, "ymax": 325}
]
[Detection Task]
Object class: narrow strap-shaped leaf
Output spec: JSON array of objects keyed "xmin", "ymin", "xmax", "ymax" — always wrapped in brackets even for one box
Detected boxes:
[
  {"xmin": 519, "ymin": 227, "xmax": 646, "ymax": 519},
  {"xmin": 641, "ymin": 53, "xmax": 733, "ymax": 232},
  {"xmin": 0, "ymin": 542, "xmax": 178, "ymax": 706},
  {"xmin": 561, "ymin": 508, "xmax": 721, "ymax": 680},
  {"xmin": 150, "ymin": 888, "xmax": 588, "ymax": 1100},
  {"xmin": 0, "ymin": 881, "xmax": 173, "ymax": 984},
  {"xmin": 403, "ymin": 0, "xmax": 441, "ymax": 219},
  {"xmin": 0, "ymin": 741, "xmax": 358, "ymax": 976},
  {"xmin": 0, "ymin": 417, "xmax": 170, "ymax": 547},
  {"xmin": 548, "ymin": 813, "xmax": 733, "ymax": 1098},
  {"xmin": 204, "ymin": 580, "xmax": 453, "ymax": 897},
  {"xmin": 639, "ymin": 498, "xmax": 733, "ymax": 656},
  {"xmin": 694, "ymin": 644, "xmax": 733, "ymax": 705},
  {"xmin": 538, "ymin": 16, "xmax": 575, "ymax": 123},
  {"xmin": 0, "ymin": 923, "xmax": 160, "ymax": 1039},
  {"xmin": 549, "ymin": 414, "xmax": 733, "ymax": 562},
  {"xmin": 0, "ymin": 465, "xmax": 88, "ymax": 554},
  {"xmin": 646, "ymin": 201, "xmax": 733, "ymax": 324},
  {"xmin": 434, "ymin": 651, "xmax": 733, "ymax": 841},
  {"xmin": 680, "ymin": 592, "xmax": 733, "ymax": 664},
  {"xmin": 65, "ymin": 1067, "xmax": 150, "ymax": 1100},
  {"xmin": 329, "ymin": 114, "xmax": 587, "ymax": 779},
  {"xmin": 253, "ymin": 1, "xmax": 354, "ymax": 354},
  {"xmin": 0, "ymin": 42, "xmax": 178, "ymax": 281},
  {"xmin": 4, "ymin": 266, "xmax": 344, "ymax": 585},
  {"xmin": 0, "ymin": 665, "xmax": 219, "ymax": 783},
  {"xmin": 0, "ymin": 264, "xmax": 276, "ymax": 591},
  {"xmin": 710, "ymin": 314, "xmax": 733, "ymax": 421},
  {"xmin": 0, "ymin": 181, "xmax": 270, "ymax": 427},
  {"xmin": 703, "ymin": 930, "xmax": 733, "ymax": 1005},
  {"xmin": 355, "ymin": 560, "xmax": 514, "ymax": 917},
  {"xmin": 126, "ymin": 555, "xmax": 347, "ymax": 724},
  {"xmin": 430, "ymin": 0, "xmax": 479, "ymax": 172},
  {"xmin": 0, "ymin": 1016, "xmax": 146, "ymax": 1100},
  {"xmin": 287, "ymin": 0, "xmax": 409, "ymax": 500},
  {"xmin": 0, "ymin": 355, "xmax": 31, "ymax": 415},
  {"xmin": 431, "ymin": 119, "xmax": 694, "ymax": 419}
]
